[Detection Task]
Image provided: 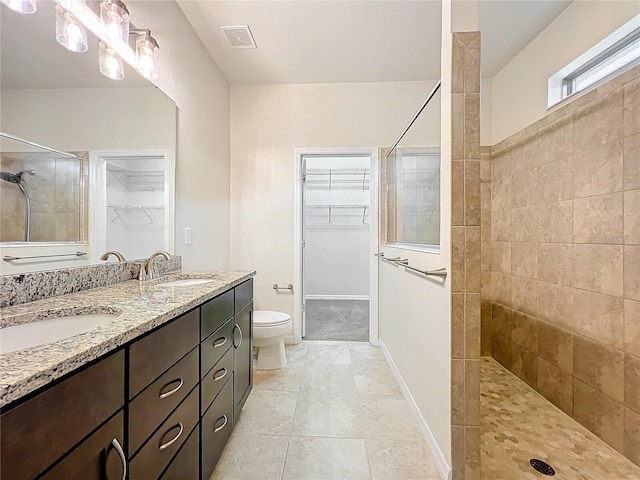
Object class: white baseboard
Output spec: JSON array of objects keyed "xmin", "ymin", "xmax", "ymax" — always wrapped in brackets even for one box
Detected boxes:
[
  {"xmin": 305, "ymin": 295, "xmax": 370, "ymax": 301},
  {"xmin": 379, "ymin": 340, "xmax": 452, "ymax": 480}
]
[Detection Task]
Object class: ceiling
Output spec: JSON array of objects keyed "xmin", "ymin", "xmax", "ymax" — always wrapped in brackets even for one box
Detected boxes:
[{"xmin": 177, "ymin": 0, "xmax": 573, "ymax": 85}]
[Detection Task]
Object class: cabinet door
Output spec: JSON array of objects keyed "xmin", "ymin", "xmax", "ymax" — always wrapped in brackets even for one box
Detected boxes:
[
  {"xmin": 40, "ymin": 412, "xmax": 126, "ymax": 480},
  {"xmin": 233, "ymin": 301, "xmax": 252, "ymax": 423}
]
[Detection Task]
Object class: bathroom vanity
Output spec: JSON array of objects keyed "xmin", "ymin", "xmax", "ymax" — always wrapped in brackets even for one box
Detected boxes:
[{"xmin": 0, "ymin": 272, "xmax": 254, "ymax": 480}]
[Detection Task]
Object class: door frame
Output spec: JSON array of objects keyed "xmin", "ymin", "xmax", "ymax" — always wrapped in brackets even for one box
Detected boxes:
[
  {"xmin": 293, "ymin": 147, "xmax": 380, "ymax": 345},
  {"xmin": 88, "ymin": 149, "xmax": 174, "ymax": 264}
]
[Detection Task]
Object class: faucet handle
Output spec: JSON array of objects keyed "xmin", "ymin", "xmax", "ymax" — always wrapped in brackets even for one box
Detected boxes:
[{"xmin": 138, "ymin": 263, "xmax": 148, "ymax": 281}]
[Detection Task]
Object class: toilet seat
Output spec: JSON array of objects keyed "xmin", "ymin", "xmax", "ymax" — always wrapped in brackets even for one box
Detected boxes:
[{"xmin": 254, "ymin": 310, "xmax": 291, "ymax": 327}]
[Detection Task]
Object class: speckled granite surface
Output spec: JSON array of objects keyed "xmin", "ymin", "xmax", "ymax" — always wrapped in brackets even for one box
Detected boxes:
[
  {"xmin": 0, "ymin": 269, "xmax": 255, "ymax": 408},
  {"xmin": 481, "ymin": 357, "xmax": 640, "ymax": 479},
  {"xmin": 0, "ymin": 256, "xmax": 182, "ymax": 308}
]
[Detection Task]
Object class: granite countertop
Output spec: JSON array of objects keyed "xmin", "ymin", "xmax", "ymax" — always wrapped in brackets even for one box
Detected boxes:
[{"xmin": 0, "ymin": 270, "xmax": 256, "ymax": 408}]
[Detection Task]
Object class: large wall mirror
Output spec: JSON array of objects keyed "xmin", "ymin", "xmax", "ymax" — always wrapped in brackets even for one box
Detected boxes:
[{"xmin": 0, "ymin": 1, "xmax": 177, "ymax": 274}]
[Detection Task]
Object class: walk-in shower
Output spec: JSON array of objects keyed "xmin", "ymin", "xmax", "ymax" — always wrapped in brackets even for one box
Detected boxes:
[{"xmin": 0, "ymin": 169, "xmax": 35, "ymax": 241}]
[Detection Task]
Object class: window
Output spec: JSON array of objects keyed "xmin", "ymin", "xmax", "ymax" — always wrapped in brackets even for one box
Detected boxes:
[
  {"xmin": 548, "ymin": 14, "xmax": 640, "ymax": 107},
  {"xmin": 383, "ymin": 148, "xmax": 441, "ymax": 249}
]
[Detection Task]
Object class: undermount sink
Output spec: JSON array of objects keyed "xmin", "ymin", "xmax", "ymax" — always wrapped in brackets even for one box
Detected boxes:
[
  {"xmin": 156, "ymin": 278, "xmax": 216, "ymax": 287},
  {"xmin": 0, "ymin": 311, "xmax": 119, "ymax": 355}
]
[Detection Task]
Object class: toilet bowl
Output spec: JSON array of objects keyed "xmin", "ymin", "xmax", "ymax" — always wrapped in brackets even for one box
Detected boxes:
[{"xmin": 253, "ymin": 311, "xmax": 292, "ymax": 369}]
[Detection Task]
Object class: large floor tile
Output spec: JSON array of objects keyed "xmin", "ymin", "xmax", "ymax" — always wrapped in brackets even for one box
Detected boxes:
[
  {"xmin": 234, "ymin": 389, "xmax": 298, "ymax": 436},
  {"xmin": 282, "ymin": 436, "xmax": 370, "ymax": 480},
  {"xmin": 348, "ymin": 343, "xmax": 388, "ymax": 366},
  {"xmin": 292, "ymin": 389, "xmax": 363, "ymax": 437},
  {"xmin": 285, "ymin": 342, "xmax": 308, "ymax": 364},
  {"xmin": 357, "ymin": 393, "xmax": 423, "ymax": 441},
  {"xmin": 210, "ymin": 432, "xmax": 289, "ymax": 480},
  {"xmin": 299, "ymin": 363, "xmax": 357, "ymax": 394},
  {"xmin": 366, "ymin": 436, "xmax": 440, "ymax": 480},
  {"xmin": 354, "ymin": 362, "xmax": 402, "ymax": 396},
  {"xmin": 305, "ymin": 342, "xmax": 352, "ymax": 365},
  {"xmin": 254, "ymin": 360, "xmax": 304, "ymax": 392}
]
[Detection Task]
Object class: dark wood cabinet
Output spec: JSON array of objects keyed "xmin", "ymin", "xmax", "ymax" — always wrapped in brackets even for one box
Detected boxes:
[
  {"xmin": 233, "ymin": 301, "xmax": 253, "ymax": 423},
  {"xmin": 201, "ymin": 375, "xmax": 234, "ymax": 478},
  {"xmin": 0, "ymin": 350, "xmax": 124, "ymax": 480},
  {"xmin": 0, "ymin": 279, "xmax": 253, "ymax": 480},
  {"xmin": 40, "ymin": 412, "xmax": 125, "ymax": 480},
  {"xmin": 129, "ymin": 308, "xmax": 199, "ymax": 399}
]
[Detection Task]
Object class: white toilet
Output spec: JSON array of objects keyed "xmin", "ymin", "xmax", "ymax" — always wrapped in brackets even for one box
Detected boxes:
[{"xmin": 253, "ymin": 310, "xmax": 292, "ymax": 369}]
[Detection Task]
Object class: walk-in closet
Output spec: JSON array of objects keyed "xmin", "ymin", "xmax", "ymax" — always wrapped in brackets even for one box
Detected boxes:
[{"xmin": 303, "ymin": 155, "xmax": 371, "ymax": 341}]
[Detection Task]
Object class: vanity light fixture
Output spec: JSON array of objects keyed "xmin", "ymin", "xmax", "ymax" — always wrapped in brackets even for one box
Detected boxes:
[
  {"xmin": 132, "ymin": 29, "xmax": 159, "ymax": 80},
  {"xmin": 99, "ymin": 40, "xmax": 124, "ymax": 80},
  {"xmin": 100, "ymin": 0, "xmax": 129, "ymax": 43},
  {"xmin": 55, "ymin": 2, "xmax": 88, "ymax": 53},
  {"xmin": 0, "ymin": 0, "xmax": 36, "ymax": 13}
]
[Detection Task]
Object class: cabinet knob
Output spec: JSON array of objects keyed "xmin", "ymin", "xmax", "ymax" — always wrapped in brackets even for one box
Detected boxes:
[
  {"xmin": 214, "ymin": 415, "xmax": 228, "ymax": 433},
  {"xmin": 233, "ymin": 324, "xmax": 243, "ymax": 348},
  {"xmin": 159, "ymin": 422, "xmax": 184, "ymax": 451},
  {"xmin": 213, "ymin": 336, "xmax": 228, "ymax": 348}
]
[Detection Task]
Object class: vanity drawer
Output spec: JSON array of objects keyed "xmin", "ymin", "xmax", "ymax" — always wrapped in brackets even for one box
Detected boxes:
[
  {"xmin": 129, "ymin": 308, "xmax": 199, "ymax": 399},
  {"xmin": 129, "ymin": 347, "xmax": 199, "ymax": 456},
  {"xmin": 158, "ymin": 424, "xmax": 200, "ymax": 480},
  {"xmin": 129, "ymin": 386, "xmax": 199, "ymax": 480},
  {"xmin": 201, "ymin": 289, "xmax": 234, "ymax": 340},
  {"xmin": 235, "ymin": 278, "xmax": 253, "ymax": 313},
  {"xmin": 201, "ymin": 345, "xmax": 233, "ymax": 412},
  {"xmin": 0, "ymin": 350, "xmax": 124, "ymax": 480},
  {"xmin": 201, "ymin": 317, "xmax": 233, "ymax": 377},
  {"xmin": 201, "ymin": 375, "xmax": 234, "ymax": 478},
  {"xmin": 40, "ymin": 411, "xmax": 125, "ymax": 480}
]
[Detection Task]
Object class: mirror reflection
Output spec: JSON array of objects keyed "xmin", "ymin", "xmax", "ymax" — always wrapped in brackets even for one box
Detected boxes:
[{"xmin": 0, "ymin": 1, "xmax": 177, "ymax": 274}]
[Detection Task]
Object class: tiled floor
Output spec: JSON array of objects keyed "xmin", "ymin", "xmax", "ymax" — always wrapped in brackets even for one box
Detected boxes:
[
  {"xmin": 481, "ymin": 357, "xmax": 640, "ymax": 480},
  {"xmin": 304, "ymin": 300, "xmax": 369, "ymax": 341},
  {"xmin": 211, "ymin": 341, "xmax": 440, "ymax": 480}
]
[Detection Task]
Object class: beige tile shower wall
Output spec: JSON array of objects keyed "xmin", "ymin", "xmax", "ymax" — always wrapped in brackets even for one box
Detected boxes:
[
  {"xmin": 485, "ymin": 64, "xmax": 640, "ymax": 467},
  {"xmin": 450, "ymin": 31, "xmax": 481, "ymax": 480},
  {"xmin": 0, "ymin": 152, "xmax": 86, "ymax": 242}
]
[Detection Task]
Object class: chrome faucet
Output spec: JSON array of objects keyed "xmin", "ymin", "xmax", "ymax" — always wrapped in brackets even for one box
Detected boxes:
[
  {"xmin": 100, "ymin": 251, "xmax": 126, "ymax": 262},
  {"xmin": 145, "ymin": 251, "xmax": 171, "ymax": 280}
]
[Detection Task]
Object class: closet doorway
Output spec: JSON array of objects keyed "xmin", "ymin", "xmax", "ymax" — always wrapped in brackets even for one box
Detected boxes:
[{"xmin": 294, "ymin": 149, "xmax": 379, "ymax": 345}]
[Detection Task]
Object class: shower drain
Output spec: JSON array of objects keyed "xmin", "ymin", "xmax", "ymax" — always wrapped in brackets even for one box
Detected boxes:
[{"xmin": 530, "ymin": 459, "xmax": 556, "ymax": 476}]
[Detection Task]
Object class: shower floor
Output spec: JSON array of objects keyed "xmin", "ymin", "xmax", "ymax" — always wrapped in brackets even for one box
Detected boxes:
[
  {"xmin": 304, "ymin": 299, "xmax": 369, "ymax": 341},
  {"xmin": 481, "ymin": 357, "xmax": 640, "ymax": 479}
]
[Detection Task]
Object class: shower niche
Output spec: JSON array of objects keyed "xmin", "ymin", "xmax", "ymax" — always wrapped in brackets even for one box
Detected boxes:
[{"xmin": 0, "ymin": 133, "xmax": 85, "ymax": 243}]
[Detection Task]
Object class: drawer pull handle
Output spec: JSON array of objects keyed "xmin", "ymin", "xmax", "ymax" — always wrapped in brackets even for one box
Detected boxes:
[
  {"xmin": 159, "ymin": 422, "xmax": 184, "ymax": 451},
  {"xmin": 233, "ymin": 324, "xmax": 243, "ymax": 348},
  {"xmin": 214, "ymin": 414, "xmax": 228, "ymax": 433},
  {"xmin": 159, "ymin": 378, "xmax": 184, "ymax": 399},
  {"xmin": 213, "ymin": 337, "xmax": 227, "ymax": 348},
  {"xmin": 213, "ymin": 367, "xmax": 228, "ymax": 381},
  {"xmin": 111, "ymin": 438, "xmax": 127, "ymax": 480}
]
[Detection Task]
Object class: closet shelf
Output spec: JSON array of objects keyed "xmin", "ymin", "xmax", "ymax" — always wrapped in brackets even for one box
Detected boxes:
[
  {"xmin": 305, "ymin": 168, "xmax": 370, "ymax": 191},
  {"xmin": 106, "ymin": 166, "xmax": 165, "ymax": 192},
  {"xmin": 306, "ymin": 205, "xmax": 369, "ymax": 224},
  {"xmin": 107, "ymin": 203, "xmax": 164, "ymax": 224}
]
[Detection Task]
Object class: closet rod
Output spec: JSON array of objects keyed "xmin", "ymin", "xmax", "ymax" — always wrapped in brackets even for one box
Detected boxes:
[{"xmin": 388, "ymin": 80, "xmax": 441, "ymax": 156}]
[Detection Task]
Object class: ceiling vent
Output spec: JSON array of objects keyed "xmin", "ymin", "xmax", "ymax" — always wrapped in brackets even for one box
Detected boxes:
[{"xmin": 220, "ymin": 25, "xmax": 257, "ymax": 49}]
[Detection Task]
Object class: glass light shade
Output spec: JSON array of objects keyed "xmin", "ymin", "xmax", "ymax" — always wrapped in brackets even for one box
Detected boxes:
[
  {"xmin": 1, "ymin": 0, "xmax": 36, "ymax": 13},
  {"xmin": 55, "ymin": 4, "xmax": 88, "ymax": 53},
  {"xmin": 99, "ymin": 41, "xmax": 124, "ymax": 80},
  {"xmin": 100, "ymin": 0, "xmax": 129, "ymax": 43},
  {"xmin": 135, "ymin": 34, "xmax": 159, "ymax": 80}
]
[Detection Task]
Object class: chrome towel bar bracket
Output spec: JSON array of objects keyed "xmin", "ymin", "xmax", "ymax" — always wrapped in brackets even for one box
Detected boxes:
[
  {"xmin": 273, "ymin": 283, "xmax": 294, "ymax": 292},
  {"xmin": 375, "ymin": 252, "xmax": 447, "ymax": 279}
]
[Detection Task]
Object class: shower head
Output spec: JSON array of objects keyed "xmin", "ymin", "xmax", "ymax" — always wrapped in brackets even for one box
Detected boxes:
[{"xmin": 0, "ymin": 170, "xmax": 35, "ymax": 184}]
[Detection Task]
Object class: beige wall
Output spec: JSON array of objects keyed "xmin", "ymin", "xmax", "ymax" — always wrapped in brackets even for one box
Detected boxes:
[
  {"xmin": 128, "ymin": 1, "xmax": 231, "ymax": 270},
  {"xmin": 490, "ymin": 0, "xmax": 640, "ymax": 144},
  {"xmin": 484, "ymin": 64, "xmax": 640, "ymax": 466},
  {"xmin": 229, "ymin": 81, "xmax": 433, "ymax": 313}
]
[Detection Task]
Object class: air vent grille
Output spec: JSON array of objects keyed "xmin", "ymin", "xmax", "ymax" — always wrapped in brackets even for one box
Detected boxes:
[{"xmin": 220, "ymin": 25, "xmax": 257, "ymax": 49}]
